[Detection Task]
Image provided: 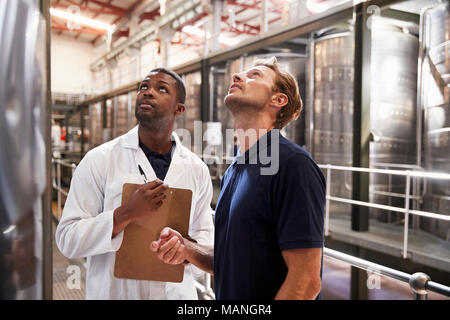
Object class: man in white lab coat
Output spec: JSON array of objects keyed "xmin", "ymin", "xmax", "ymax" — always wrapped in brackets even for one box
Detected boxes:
[{"xmin": 55, "ymin": 68, "xmax": 215, "ymax": 299}]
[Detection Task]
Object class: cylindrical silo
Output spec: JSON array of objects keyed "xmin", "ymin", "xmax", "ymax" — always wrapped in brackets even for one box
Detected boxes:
[
  {"xmin": 307, "ymin": 29, "xmax": 354, "ymax": 217},
  {"xmin": 421, "ymin": 2, "xmax": 450, "ymax": 240},
  {"xmin": 369, "ymin": 17, "xmax": 419, "ymax": 223},
  {"xmin": 308, "ymin": 18, "xmax": 419, "ymax": 223},
  {"xmin": 0, "ymin": 0, "xmax": 46, "ymax": 299},
  {"xmin": 113, "ymin": 94, "xmax": 133, "ymax": 138},
  {"xmin": 88, "ymin": 102, "xmax": 103, "ymax": 149}
]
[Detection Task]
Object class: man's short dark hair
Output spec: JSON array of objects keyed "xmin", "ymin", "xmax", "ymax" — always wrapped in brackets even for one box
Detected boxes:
[{"xmin": 149, "ymin": 68, "xmax": 186, "ymax": 104}]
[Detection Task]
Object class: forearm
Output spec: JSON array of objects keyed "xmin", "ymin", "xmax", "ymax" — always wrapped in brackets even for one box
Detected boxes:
[
  {"xmin": 274, "ymin": 272, "xmax": 321, "ymax": 300},
  {"xmin": 185, "ymin": 240, "xmax": 214, "ymax": 274},
  {"xmin": 56, "ymin": 209, "xmax": 123, "ymax": 259}
]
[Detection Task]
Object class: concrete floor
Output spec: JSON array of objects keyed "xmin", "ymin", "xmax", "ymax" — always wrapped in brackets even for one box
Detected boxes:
[{"xmin": 52, "ymin": 221, "xmax": 86, "ymax": 300}]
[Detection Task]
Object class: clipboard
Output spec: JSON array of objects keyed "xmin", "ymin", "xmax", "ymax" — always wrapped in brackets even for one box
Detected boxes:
[{"xmin": 114, "ymin": 183, "xmax": 192, "ymax": 282}]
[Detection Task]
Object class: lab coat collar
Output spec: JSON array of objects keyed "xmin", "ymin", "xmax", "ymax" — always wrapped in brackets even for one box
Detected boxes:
[
  {"xmin": 124, "ymin": 125, "xmax": 191, "ymax": 185},
  {"xmin": 121, "ymin": 125, "xmax": 188, "ymax": 158}
]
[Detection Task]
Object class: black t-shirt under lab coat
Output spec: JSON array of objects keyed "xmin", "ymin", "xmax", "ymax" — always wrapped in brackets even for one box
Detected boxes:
[{"xmin": 139, "ymin": 140, "xmax": 175, "ymax": 181}]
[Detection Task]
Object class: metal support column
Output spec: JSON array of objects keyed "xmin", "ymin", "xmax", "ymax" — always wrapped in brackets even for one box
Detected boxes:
[
  {"xmin": 101, "ymin": 99, "xmax": 107, "ymax": 129},
  {"xmin": 80, "ymin": 107, "xmax": 85, "ymax": 155},
  {"xmin": 201, "ymin": 59, "xmax": 211, "ymax": 123},
  {"xmin": 40, "ymin": 0, "xmax": 53, "ymax": 300},
  {"xmin": 351, "ymin": 2, "xmax": 371, "ymax": 232},
  {"xmin": 351, "ymin": 2, "xmax": 372, "ymax": 300},
  {"xmin": 351, "ymin": 265, "xmax": 369, "ymax": 300},
  {"xmin": 350, "ymin": 246, "xmax": 369, "ymax": 300}
]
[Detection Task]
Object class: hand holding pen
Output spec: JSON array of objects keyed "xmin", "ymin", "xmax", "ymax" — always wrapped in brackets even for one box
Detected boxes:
[{"xmin": 112, "ymin": 169, "xmax": 168, "ymax": 238}]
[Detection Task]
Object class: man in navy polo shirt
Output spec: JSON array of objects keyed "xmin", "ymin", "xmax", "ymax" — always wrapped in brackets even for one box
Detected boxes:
[{"xmin": 151, "ymin": 57, "xmax": 325, "ymax": 300}]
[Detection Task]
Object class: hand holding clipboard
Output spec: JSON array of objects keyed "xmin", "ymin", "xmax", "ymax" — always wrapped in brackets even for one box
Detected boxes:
[
  {"xmin": 114, "ymin": 182, "xmax": 193, "ymax": 283},
  {"xmin": 111, "ymin": 179, "xmax": 168, "ymax": 238}
]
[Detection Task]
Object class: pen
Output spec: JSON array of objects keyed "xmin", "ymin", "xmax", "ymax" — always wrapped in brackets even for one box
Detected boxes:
[{"xmin": 138, "ymin": 165, "xmax": 148, "ymax": 183}]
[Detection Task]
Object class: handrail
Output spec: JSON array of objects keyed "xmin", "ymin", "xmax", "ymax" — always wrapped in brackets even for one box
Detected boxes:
[
  {"xmin": 318, "ymin": 164, "xmax": 450, "ymax": 259},
  {"xmin": 51, "ymin": 158, "xmax": 77, "ymax": 219},
  {"xmin": 324, "ymin": 247, "xmax": 450, "ymax": 299},
  {"xmin": 317, "ymin": 164, "xmax": 450, "ymax": 180}
]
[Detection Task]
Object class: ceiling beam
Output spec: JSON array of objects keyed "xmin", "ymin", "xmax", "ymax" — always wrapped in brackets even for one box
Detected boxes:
[
  {"xmin": 85, "ymin": 0, "xmax": 129, "ymax": 16},
  {"xmin": 91, "ymin": 0, "xmax": 144, "ymax": 45},
  {"xmin": 52, "ymin": 3, "xmax": 128, "ymax": 16},
  {"xmin": 52, "ymin": 24, "xmax": 106, "ymax": 35},
  {"xmin": 227, "ymin": 0, "xmax": 261, "ymax": 11},
  {"xmin": 140, "ymin": 8, "xmax": 160, "ymax": 22}
]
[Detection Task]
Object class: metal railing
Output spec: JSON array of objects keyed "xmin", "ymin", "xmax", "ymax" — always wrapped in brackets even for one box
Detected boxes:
[
  {"xmin": 324, "ymin": 247, "xmax": 450, "ymax": 300},
  {"xmin": 196, "ymin": 247, "xmax": 450, "ymax": 300},
  {"xmin": 51, "ymin": 158, "xmax": 77, "ymax": 219},
  {"xmin": 318, "ymin": 164, "xmax": 450, "ymax": 259}
]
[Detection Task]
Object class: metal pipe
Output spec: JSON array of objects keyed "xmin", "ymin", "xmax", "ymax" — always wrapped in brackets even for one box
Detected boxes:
[
  {"xmin": 324, "ymin": 248, "xmax": 411, "ymax": 283},
  {"xmin": 308, "ymin": 35, "xmax": 315, "ymax": 156},
  {"xmin": 57, "ymin": 161, "xmax": 62, "ymax": 219},
  {"xmin": 427, "ymin": 281, "xmax": 450, "ymax": 297},
  {"xmin": 328, "ymin": 196, "xmax": 450, "ymax": 221},
  {"xmin": 326, "ymin": 248, "xmax": 450, "ymax": 298},
  {"xmin": 318, "ymin": 164, "xmax": 450, "ymax": 180},
  {"xmin": 261, "ymin": 0, "xmax": 269, "ymax": 33},
  {"xmin": 53, "ymin": 158, "xmax": 77, "ymax": 168},
  {"xmin": 370, "ymin": 190, "xmax": 422, "ymax": 200},
  {"xmin": 325, "ymin": 165, "xmax": 331, "ymax": 236},
  {"xmin": 403, "ymin": 173, "xmax": 411, "ymax": 259}
]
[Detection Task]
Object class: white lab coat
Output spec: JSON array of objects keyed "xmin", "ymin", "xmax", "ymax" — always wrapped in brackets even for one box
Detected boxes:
[{"xmin": 55, "ymin": 126, "xmax": 214, "ymax": 299}]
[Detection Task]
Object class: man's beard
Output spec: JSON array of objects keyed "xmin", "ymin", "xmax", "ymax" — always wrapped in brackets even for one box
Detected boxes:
[
  {"xmin": 224, "ymin": 94, "xmax": 264, "ymax": 118},
  {"xmin": 135, "ymin": 105, "xmax": 171, "ymax": 131}
]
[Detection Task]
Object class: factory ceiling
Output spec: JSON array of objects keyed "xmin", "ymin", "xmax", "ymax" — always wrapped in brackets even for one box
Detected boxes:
[{"xmin": 50, "ymin": 0, "xmax": 291, "ymax": 47}]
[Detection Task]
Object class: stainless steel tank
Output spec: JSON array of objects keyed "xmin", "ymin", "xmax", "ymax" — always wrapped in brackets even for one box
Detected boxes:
[
  {"xmin": 88, "ymin": 102, "xmax": 103, "ymax": 149},
  {"xmin": 307, "ymin": 30, "xmax": 354, "ymax": 217},
  {"xmin": 175, "ymin": 71, "xmax": 201, "ymax": 153},
  {"xmin": 421, "ymin": 2, "xmax": 450, "ymax": 240},
  {"xmin": 0, "ymin": 0, "xmax": 46, "ymax": 299},
  {"xmin": 308, "ymin": 18, "xmax": 419, "ymax": 222},
  {"xmin": 369, "ymin": 17, "xmax": 419, "ymax": 223},
  {"xmin": 113, "ymin": 94, "xmax": 132, "ymax": 138}
]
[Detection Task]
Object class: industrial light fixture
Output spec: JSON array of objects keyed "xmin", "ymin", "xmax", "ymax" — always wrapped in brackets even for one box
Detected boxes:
[{"xmin": 49, "ymin": 7, "xmax": 113, "ymax": 31}]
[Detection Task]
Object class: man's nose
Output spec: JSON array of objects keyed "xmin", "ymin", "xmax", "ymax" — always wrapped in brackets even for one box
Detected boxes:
[
  {"xmin": 143, "ymin": 87, "xmax": 154, "ymax": 97},
  {"xmin": 232, "ymin": 72, "xmax": 244, "ymax": 83}
]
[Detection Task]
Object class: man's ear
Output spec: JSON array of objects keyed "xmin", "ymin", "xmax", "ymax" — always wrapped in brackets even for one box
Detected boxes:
[
  {"xmin": 270, "ymin": 92, "xmax": 288, "ymax": 109},
  {"xmin": 174, "ymin": 103, "xmax": 185, "ymax": 116}
]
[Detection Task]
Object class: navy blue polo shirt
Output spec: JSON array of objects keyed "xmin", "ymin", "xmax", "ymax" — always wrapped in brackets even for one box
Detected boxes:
[
  {"xmin": 213, "ymin": 129, "xmax": 326, "ymax": 300},
  {"xmin": 139, "ymin": 140, "xmax": 175, "ymax": 181}
]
